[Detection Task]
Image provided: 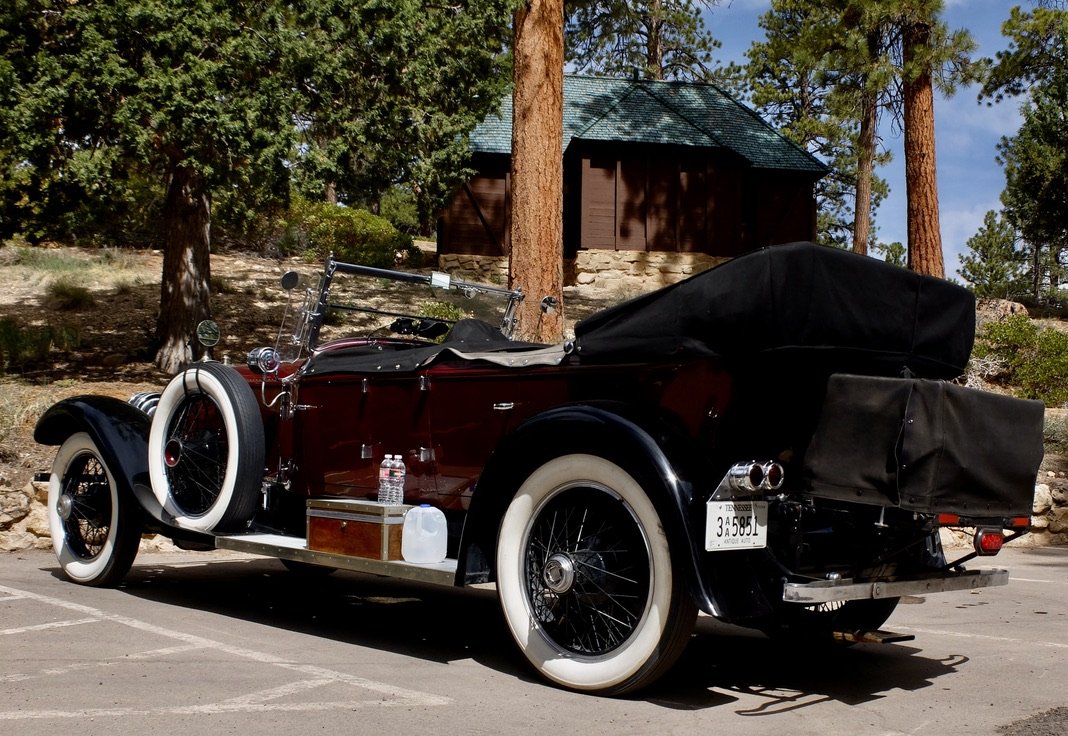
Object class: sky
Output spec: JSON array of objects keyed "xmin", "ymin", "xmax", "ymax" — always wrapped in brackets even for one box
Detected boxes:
[{"xmin": 703, "ymin": 0, "xmax": 1026, "ymax": 279}]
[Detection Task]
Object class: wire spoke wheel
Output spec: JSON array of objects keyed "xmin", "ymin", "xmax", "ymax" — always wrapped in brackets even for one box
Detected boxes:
[
  {"xmin": 48, "ymin": 432, "xmax": 140, "ymax": 587},
  {"xmin": 60, "ymin": 452, "xmax": 113, "ymax": 559},
  {"xmin": 497, "ymin": 454, "xmax": 695, "ymax": 695},
  {"xmin": 148, "ymin": 362, "xmax": 265, "ymax": 532},
  {"xmin": 164, "ymin": 394, "xmax": 228, "ymax": 517},
  {"xmin": 523, "ymin": 484, "xmax": 651, "ymax": 656}
]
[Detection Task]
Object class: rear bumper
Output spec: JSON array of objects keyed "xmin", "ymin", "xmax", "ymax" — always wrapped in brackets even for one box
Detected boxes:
[{"xmin": 783, "ymin": 568, "xmax": 1009, "ymax": 604}]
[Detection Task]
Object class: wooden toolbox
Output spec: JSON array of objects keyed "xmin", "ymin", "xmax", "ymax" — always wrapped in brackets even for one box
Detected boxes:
[{"xmin": 306, "ymin": 499, "xmax": 411, "ymax": 561}]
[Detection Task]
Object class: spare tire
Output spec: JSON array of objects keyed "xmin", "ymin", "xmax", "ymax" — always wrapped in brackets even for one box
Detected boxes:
[{"xmin": 148, "ymin": 362, "xmax": 265, "ymax": 532}]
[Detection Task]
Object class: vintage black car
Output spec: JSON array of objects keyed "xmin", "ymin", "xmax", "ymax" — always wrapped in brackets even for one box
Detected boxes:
[{"xmin": 35, "ymin": 242, "xmax": 1045, "ymax": 695}]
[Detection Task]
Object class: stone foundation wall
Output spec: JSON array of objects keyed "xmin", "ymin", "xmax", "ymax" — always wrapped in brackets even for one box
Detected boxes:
[
  {"xmin": 436, "ymin": 254, "xmax": 510, "ymax": 285},
  {"xmin": 436, "ymin": 250, "xmax": 727, "ymax": 292},
  {"xmin": 570, "ymin": 250, "xmax": 726, "ymax": 291}
]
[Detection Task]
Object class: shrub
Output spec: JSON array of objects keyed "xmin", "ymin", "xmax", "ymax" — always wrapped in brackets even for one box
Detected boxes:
[
  {"xmin": 974, "ymin": 314, "xmax": 1068, "ymax": 406},
  {"xmin": 46, "ymin": 280, "xmax": 95, "ymax": 310},
  {"xmin": 379, "ymin": 186, "xmax": 420, "ymax": 236},
  {"xmin": 1046, "ymin": 414, "xmax": 1068, "ymax": 454},
  {"xmin": 281, "ymin": 200, "xmax": 418, "ymax": 268},
  {"xmin": 0, "ymin": 318, "xmax": 79, "ymax": 372}
]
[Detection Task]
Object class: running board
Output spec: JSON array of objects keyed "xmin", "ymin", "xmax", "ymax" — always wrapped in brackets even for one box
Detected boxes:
[
  {"xmin": 215, "ymin": 533, "xmax": 458, "ymax": 587},
  {"xmin": 783, "ymin": 568, "xmax": 1009, "ymax": 604}
]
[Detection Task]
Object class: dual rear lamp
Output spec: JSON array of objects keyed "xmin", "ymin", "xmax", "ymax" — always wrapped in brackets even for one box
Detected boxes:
[{"xmin": 935, "ymin": 513, "xmax": 1023, "ymax": 557}]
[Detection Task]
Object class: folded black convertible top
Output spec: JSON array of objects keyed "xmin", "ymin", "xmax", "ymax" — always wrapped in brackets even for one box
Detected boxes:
[{"xmin": 573, "ymin": 242, "xmax": 976, "ymax": 379}]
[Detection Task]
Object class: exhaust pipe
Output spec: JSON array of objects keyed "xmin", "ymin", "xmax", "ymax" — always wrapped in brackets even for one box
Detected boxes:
[{"xmin": 723, "ymin": 460, "xmax": 786, "ymax": 495}]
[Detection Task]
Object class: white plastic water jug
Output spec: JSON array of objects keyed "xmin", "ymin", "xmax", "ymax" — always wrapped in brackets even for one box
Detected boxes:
[{"xmin": 401, "ymin": 504, "xmax": 447, "ymax": 563}]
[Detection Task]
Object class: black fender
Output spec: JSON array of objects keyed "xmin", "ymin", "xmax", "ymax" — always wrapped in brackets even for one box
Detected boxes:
[
  {"xmin": 34, "ymin": 396, "xmax": 212, "ymax": 545},
  {"xmin": 458, "ymin": 401, "xmax": 736, "ymax": 618}
]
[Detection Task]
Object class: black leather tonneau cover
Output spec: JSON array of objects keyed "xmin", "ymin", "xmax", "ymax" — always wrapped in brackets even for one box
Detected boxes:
[
  {"xmin": 804, "ymin": 374, "xmax": 1044, "ymax": 517},
  {"xmin": 573, "ymin": 242, "xmax": 976, "ymax": 379}
]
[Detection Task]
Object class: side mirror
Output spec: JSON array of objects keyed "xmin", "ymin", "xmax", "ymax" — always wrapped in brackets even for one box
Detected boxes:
[
  {"xmin": 280, "ymin": 271, "xmax": 300, "ymax": 291},
  {"xmin": 195, "ymin": 320, "xmax": 220, "ymax": 361}
]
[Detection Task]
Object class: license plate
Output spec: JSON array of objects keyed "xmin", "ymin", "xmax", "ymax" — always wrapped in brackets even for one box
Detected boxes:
[{"xmin": 705, "ymin": 500, "xmax": 768, "ymax": 551}]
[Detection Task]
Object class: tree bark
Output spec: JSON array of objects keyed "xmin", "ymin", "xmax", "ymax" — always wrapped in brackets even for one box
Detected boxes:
[
  {"xmin": 155, "ymin": 165, "xmax": 213, "ymax": 374},
  {"xmin": 852, "ymin": 89, "xmax": 877, "ymax": 255},
  {"xmin": 509, "ymin": 0, "xmax": 565, "ymax": 343},
  {"xmin": 902, "ymin": 21, "xmax": 944, "ymax": 278}
]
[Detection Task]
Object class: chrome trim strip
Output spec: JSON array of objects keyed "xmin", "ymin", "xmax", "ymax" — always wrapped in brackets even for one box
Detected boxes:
[
  {"xmin": 215, "ymin": 533, "xmax": 457, "ymax": 586},
  {"xmin": 782, "ymin": 568, "xmax": 1009, "ymax": 604}
]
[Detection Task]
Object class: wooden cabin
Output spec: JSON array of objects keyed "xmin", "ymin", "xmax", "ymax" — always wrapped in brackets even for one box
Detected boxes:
[{"xmin": 438, "ymin": 76, "xmax": 827, "ymax": 287}]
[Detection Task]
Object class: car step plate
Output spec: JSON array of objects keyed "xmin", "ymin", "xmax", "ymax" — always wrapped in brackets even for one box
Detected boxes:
[{"xmin": 832, "ymin": 629, "xmax": 916, "ymax": 645}]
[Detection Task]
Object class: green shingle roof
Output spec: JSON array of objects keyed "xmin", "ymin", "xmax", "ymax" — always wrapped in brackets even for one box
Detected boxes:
[{"xmin": 470, "ymin": 75, "xmax": 827, "ymax": 175}]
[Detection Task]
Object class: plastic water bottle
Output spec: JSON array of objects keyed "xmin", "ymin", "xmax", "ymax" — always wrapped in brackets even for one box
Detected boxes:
[
  {"xmin": 402, "ymin": 504, "xmax": 447, "ymax": 563},
  {"xmin": 377, "ymin": 455, "xmax": 393, "ymax": 504},
  {"xmin": 389, "ymin": 455, "xmax": 407, "ymax": 505}
]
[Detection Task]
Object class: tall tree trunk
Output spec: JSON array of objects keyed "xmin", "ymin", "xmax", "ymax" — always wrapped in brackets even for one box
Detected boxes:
[
  {"xmin": 646, "ymin": 0, "xmax": 664, "ymax": 79},
  {"xmin": 155, "ymin": 165, "xmax": 212, "ymax": 374},
  {"xmin": 853, "ymin": 89, "xmax": 877, "ymax": 255},
  {"xmin": 509, "ymin": 0, "xmax": 564, "ymax": 343},
  {"xmin": 902, "ymin": 21, "xmax": 944, "ymax": 278}
]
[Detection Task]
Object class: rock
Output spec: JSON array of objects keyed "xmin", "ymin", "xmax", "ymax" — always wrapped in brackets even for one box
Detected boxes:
[
  {"xmin": 30, "ymin": 480, "xmax": 48, "ymax": 505},
  {"xmin": 975, "ymin": 298, "xmax": 1029, "ymax": 326},
  {"xmin": 17, "ymin": 504, "xmax": 49, "ymax": 538},
  {"xmin": 1047, "ymin": 507, "xmax": 1068, "ymax": 535},
  {"xmin": 0, "ymin": 530, "xmax": 42, "ymax": 552},
  {"xmin": 1034, "ymin": 484, "xmax": 1053, "ymax": 514},
  {"xmin": 0, "ymin": 487, "xmax": 31, "ymax": 529},
  {"xmin": 1032, "ymin": 514, "xmax": 1050, "ymax": 530}
]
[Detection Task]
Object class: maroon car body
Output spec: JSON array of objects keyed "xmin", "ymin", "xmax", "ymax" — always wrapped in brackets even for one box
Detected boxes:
[{"xmin": 35, "ymin": 243, "xmax": 1045, "ymax": 695}]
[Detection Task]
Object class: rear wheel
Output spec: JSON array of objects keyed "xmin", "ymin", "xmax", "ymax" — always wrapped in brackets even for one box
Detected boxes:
[
  {"xmin": 148, "ymin": 362, "xmax": 264, "ymax": 532},
  {"xmin": 496, "ymin": 454, "xmax": 696, "ymax": 695},
  {"xmin": 48, "ymin": 432, "xmax": 141, "ymax": 587}
]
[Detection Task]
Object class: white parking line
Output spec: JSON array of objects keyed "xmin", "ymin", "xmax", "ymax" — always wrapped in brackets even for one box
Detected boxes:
[
  {"xmin": 0, "ymin": 644, "xmax": 208, "ymax": 683},
  {"xmin": 0, "ymin": 618, "xmax": 99, "ymax": 636},
  {"xmin": 896, "ymin": 626, "xmax": 1068, "ymax": 649},
  {"xmin": 0, "ymin": 583, "xmax": 452, "ymax": 720}
]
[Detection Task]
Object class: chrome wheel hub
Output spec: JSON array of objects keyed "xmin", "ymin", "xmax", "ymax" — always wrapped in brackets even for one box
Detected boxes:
[
  {"xmin": 542, "ymin": 553, "xmax": 576, "ymax": 594},
  {"xmin": 56, "ymin": 493, "xmax": 74, "ymax": 521}
]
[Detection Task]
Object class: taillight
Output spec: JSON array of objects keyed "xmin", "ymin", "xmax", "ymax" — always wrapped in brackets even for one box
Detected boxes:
[{"xmin": 974, "ymin": 528, "xmax": 1005, "ymax": 556}]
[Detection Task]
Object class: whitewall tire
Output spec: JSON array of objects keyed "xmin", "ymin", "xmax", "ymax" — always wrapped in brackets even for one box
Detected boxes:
[
  {"xmin": 148, "ymin": 362, "xmax": 264, "ymax": 532},
  {"xmin": 496, "ymin": 454, "xmax": 696, "ymax": 695},
  {"xmin": 48, "ymin": 432, "xmax": 140, "ymax": 586}
]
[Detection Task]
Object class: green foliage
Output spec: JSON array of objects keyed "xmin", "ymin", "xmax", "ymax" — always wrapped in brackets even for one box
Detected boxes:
[
  {"xmin": 974, "ymin": 315, "xmax": 1068, "ymax": 406},
  {"xmin": 960, "ymin": 210, "xmax": 1026, "ymax": 298},
  {"xmin": 981, "ymin": 6, "xmax": 1068, "ymax": 301},
  {"xmin": 746, "ymin": 1, "xmax": 976, "ymax": 252},
  {"xmin": 1045, "ymin": 412, "xmax": 1068, "ymax": 454},
  {"xmin": 284, "ymin": 201, "xmax": 417, "ymax": 269},
  {"xmin": 565, "ymin": 1, "xmax": 732, "ymax": 83},
  {"xmin": 746, "ymin": 1, "xmax": 894, "ymax": 248},
  {"xmin": 873, "ymin": 241, "xmax": 906, "ymax": 267},
  {"xmin": 421, "ymin": 302, "xmax": 468, "ymax": 323},
  {"xmin": 378, "ymin": 186, "xmax": 421, "ymax": 237},
  {"xmin": 290, "ymin": 0, "xmax": 514, "ymax": 232}
]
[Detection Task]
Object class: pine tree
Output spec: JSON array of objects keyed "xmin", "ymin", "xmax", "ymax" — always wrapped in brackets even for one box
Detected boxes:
[
  {"xmin": 959, "ymin": 210, "xmax": 1025, "ymax": 299},
  {"xmin": 510, "ymin": 0, "xmax": 566, "ymax": 343},
  {"xmin": 565, "ymin": 0, "xmax": 728, "ymax": 82}
]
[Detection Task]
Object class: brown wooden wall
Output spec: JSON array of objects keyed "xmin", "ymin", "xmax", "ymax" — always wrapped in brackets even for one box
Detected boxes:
[
  {"xmin": 438, "ymin": 153, "xmax": 510, "ymax": 256},
  {"xmin": 438, "ymin": 145, "xmax": 818, "ymax": 260}
]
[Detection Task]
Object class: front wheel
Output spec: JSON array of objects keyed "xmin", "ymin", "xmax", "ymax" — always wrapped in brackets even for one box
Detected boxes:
[
  {"xmin": 496, "ymin": 454, "xmax": 696, "ymax": 695},
  {"xmin": 48, "ymin": 432, "xmax": 141, "ymax": 586}
]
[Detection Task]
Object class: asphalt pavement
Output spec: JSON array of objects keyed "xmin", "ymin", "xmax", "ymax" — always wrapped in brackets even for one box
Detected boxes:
[{"xmin": 2, "ymin": 546, "xmax": 1066, "ymax": 736}]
